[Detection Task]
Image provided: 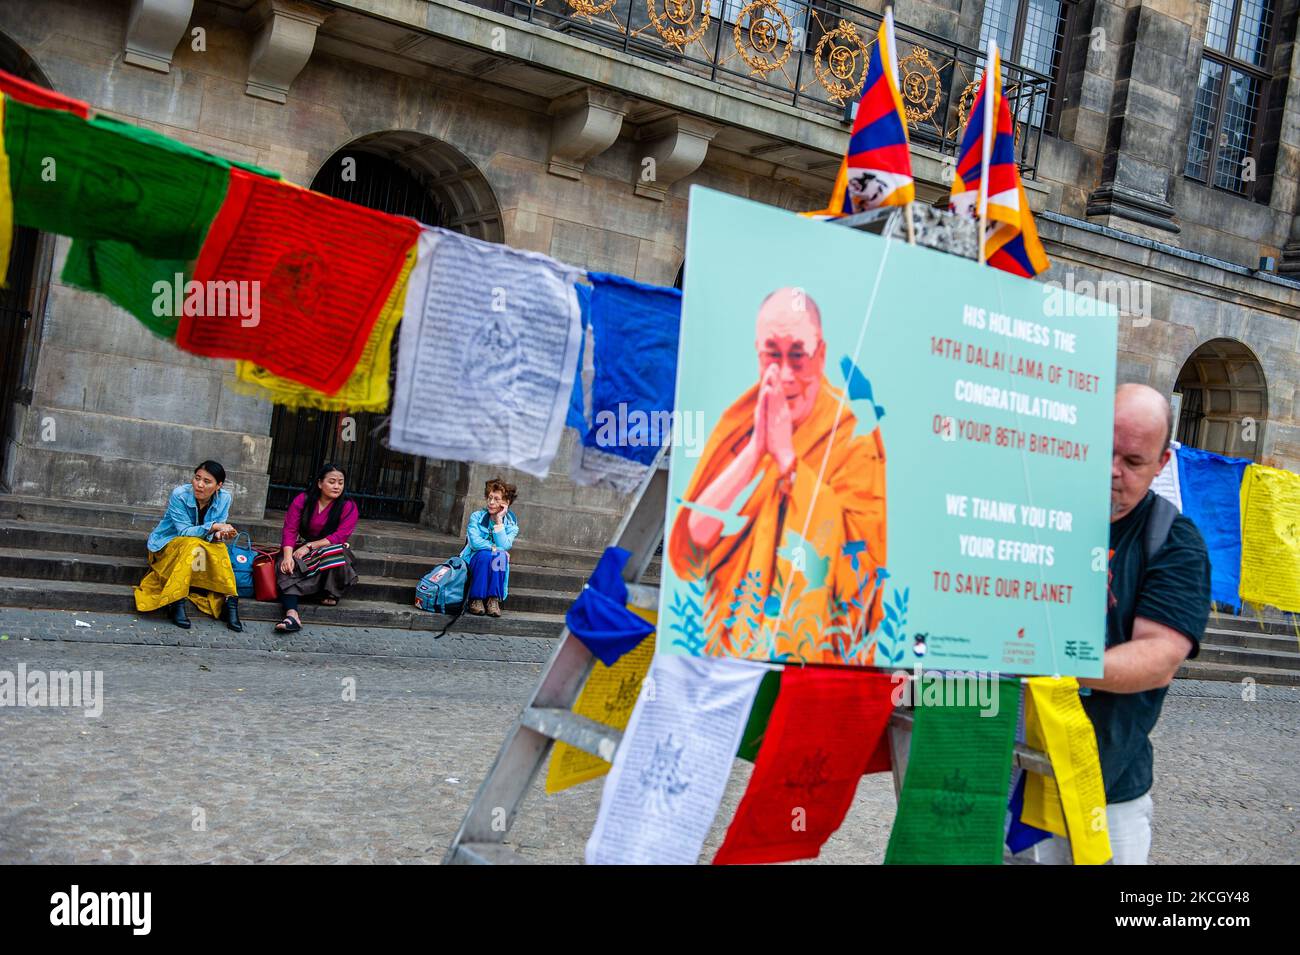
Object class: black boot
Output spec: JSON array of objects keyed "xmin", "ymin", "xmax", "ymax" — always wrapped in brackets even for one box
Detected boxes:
[
  {"xmin": 223, "ymin": 596, "xmax": 244, "ymax": 633},
  {"xmin": 170, "ymin": 600, "xmax": 192, "ymax": 630}
]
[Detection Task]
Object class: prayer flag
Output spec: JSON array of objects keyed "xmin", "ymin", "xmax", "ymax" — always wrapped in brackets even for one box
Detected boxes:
[
  {"xmin": 177, "ymin": 168, "xmax": 421, "ymax": 394},
  {"xmin": 546, "ymin": 605, "xmax": 657, "ymax": 794},
  {"xmin": 735, "ymin": 669, "xmax": 781, "ymax": 763},
  {"xmin": 1177, "ymin": 445, "xmax": 1248, "ymax": 609},
  {"xmin": 0, "ymin": 68, "xmax": 89, "ymax": 118},
  {"xmin": 713, "ymin": 668, "xmax": 895, "ymax": 865},
  {"xmin": 392, "ymin": 226, "xmax": 583, "ymax": 478},
  {"xmin": 0, "ymin": 95, "xmax": 13, "ymax": 287},
  {"xmin": 586, "ymin": 654, "xmax": 765, "ymax": 865},
  {"xmin": 232, "ymin": 241, "xmax": 418, "ymax": 411},
  {"xmin": 884, "ymin": 677, "xmax": 1019, "ymax": 864},
  {"xmin": 4, "ymin": 100, "xmax": 230, "ymax": 259},
  {"xmin": 1239, "ymin": 463, "xmax": 1300, "ymax": 613},
  {"xmin": 566, "ymin": 547, "xmax": 656, "ymax": 666}
]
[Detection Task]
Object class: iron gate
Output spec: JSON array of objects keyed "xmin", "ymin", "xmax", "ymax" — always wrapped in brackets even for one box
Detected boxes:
[
  {"xmin": 264, "ymin": 151, "xmax": 444, "ymax": 522},
  {"xmin": 0, "ymin": 225, "xmax": 39, "ymax": 481}
]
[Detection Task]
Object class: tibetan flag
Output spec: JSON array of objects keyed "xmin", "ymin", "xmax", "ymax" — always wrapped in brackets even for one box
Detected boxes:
[
  {"xmin": 0, "ymin": 95, "xmax": 13, "ymax": 287},
  {"xmin": 4, "ymin": 101, "xmax": 230, "ymax": 260},
  {"xmin": 800, "ymin": 11, "xmax": 913, "ymax": 218},
  {"xmin": 948, "ymin": 43, "xmax": 1050, "ymax": 278},
  {"xmin": 714, "ymin": 668, "xmax": 895, "ymax": 865},
  {"xmin": 233, "ymin": 240, "xmax": 418, "ymax": 411},
  {"xmin": 0, "ymin": 69, "xmax": 89, "ymax": 118},
  {"xmin": 841, "ymin": 10, "xmax": 914, "ymax": 213},
  {"xmin": 177, "ymin": 168, "xmax": 421, "ymax": 394}
]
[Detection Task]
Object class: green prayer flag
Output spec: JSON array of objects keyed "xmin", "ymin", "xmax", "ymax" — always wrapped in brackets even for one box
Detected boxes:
[
  {"xmin": 736, "ymin": 669, "xmax": 781, "ymax": 762},
  {"xmin": 884, "ymin": 677, "xmax": 1020, "ymax": 865},
  {"xmin": 60, "ymin": 155, "xmax": 281, "ymax": 339},
  {"xmin": 5, "ymin": 99, "xmax": 229, "ymax": 259}
]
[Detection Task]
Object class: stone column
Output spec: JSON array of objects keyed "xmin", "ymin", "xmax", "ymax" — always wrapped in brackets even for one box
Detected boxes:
[{"xmin": 1271, "ymin": 1, "xmax": 1300, "ymax": 273}]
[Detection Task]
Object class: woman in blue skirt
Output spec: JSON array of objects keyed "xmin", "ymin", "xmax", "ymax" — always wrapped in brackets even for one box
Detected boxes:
[{"xmin": 461, "ymin": 477, "xmax": 518, "ymax": 617}]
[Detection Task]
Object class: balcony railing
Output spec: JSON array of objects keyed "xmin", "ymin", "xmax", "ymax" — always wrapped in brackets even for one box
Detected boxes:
[{"xmin": 484, "ymin": 0, "xmax": 1052, "ymax": 177}]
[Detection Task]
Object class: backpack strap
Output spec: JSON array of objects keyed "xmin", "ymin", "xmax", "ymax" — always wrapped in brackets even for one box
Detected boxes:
[
  {"xmin": 1143, "ymin": 493, "xmax": 1178, "ymax": 564},
  {"xmin": 434, "ymin": 559, "xmax": 472, "ymax": 640}
]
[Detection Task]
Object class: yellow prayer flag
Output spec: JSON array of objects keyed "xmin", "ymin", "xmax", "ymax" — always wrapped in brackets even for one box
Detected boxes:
[
  {"xmin": 0, "ymin": 95, "xmax": 14, "ymax": 287},
  {"xmin": 1239, "ymin": 463, "xmax": 1300, "ymax": 613},
  {"xmin": 1023, "ymin": 676, "xmax": 1112, "ymax": 864},
  {"xmin": 231, "ymin": 241, "xmax": 418, "ymax": 411},
  {"xmin": 545, "ymin": 605, "xmax": 656, "ymax": 794}
]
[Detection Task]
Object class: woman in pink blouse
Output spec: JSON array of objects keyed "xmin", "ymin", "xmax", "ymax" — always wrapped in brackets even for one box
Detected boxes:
[{"xmin": 274, "ymin": 463, "xmax": 360, "ymax": 633}]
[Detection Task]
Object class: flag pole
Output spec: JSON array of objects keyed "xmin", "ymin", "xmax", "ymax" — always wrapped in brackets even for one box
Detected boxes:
[
  {"xmin": 884, "ymin": 3, "xmax": 916, "ymax": 246},
  {"xmin": 977, "ymin": 39, "xmax": 996, "ymax": 265}
]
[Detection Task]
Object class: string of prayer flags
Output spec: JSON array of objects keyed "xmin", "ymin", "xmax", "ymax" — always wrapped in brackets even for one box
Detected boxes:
[
  {"xmin": 566, "ymin": 547, "xmax": 656, "ymax": 666},
  {"xmin": 585, "ymin": 654, "xmax": 765, "ymax": 865},
  {"xmin": 0, "ymin": 70, "xmax": 89, "ymax": 117},
  {"xmin": 232, "ymin": 241, "xmax": 418, "ymax": 411},
  {"xmin": 4, "ymin": 100, "xmax": 230, "ymax": 259},
  {"xmin": 884, "ymin": 676, "xmax": 1019, "ymax": 864},
  {"xmin": 1239, "ymin": 463, "xmax": 1300, "ymax": 613},
  {"xmin": 176, "ymin": 168, "xmax": 420, "ymax": 393},
  {"xmin": 1177, "ymin": 445, "xmax": 1248, "ymax": 609},
  {"xmin": 714, "ymin": 668, "xmax": 895, "ymax": 865},
  {"xmin": 1022, "ymin": 676, "xmax": 1112, "ymax": 865},
  {"xmin": 0, "ymin": 96, "xmax": 13, "ymax": 285},
  {"xmin": 545, "ymin": 605, "xmax": 657, "ymax": 794},
  {"xmin": 392, "ymin": 226, "xmax": 583, "ymax": 478}
]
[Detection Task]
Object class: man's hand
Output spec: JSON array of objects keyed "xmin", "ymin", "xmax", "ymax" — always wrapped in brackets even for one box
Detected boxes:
[{"xmin": 766, "ymin": 380, "xmax": 796, "ymax": 475}]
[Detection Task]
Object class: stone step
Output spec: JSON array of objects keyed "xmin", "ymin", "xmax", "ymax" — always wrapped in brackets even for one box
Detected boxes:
[
  {"xmin": 0, "ymin": 522, "xmax": 594, "ymax": 594},
  {"xmin": 1193, "ymin": 641, "xmax": 1300, "ymax": 670},
  {"xmin": 1177, "ymin": 659, "xmax": 1300, "ymax": 687},
  {"xmin": 0, "ymin": 496, "xmax": 663, "ymax": 576},
  {"xmin": 1201, "ymin": 628, "xmax": 1300, "ymax": 653},
  {"xmin": 1205, "ymin": 611, "xmax": 1299, "ymax": 638},
  {"xmin": 0, "ymin": 575, "xmax": 568, "ymax": 638},
  {"xmin": 0, "ymin": 546, "xmax": 579, "ymax": 615}
]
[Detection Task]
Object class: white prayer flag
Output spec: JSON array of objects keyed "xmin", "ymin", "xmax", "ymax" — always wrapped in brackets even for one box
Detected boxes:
[
  {"xmin": 391, "ymin": 227, "xmax": 584, "ymax": 477},
  {"xmin": 586, "ymin": 653, "xmax": 765, "ymax": 865},
  {"xmin": 1151, "ymin": 439, "xmax": 1183, "ymax": 512}
]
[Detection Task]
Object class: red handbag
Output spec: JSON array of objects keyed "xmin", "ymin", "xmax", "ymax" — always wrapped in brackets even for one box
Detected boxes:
[{"xmin": 252, "ymin": 547, "xmax": 280, "ymax": 602}]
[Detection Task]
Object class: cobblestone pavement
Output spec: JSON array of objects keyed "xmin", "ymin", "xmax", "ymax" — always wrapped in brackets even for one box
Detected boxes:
[{"xmin": 0, "ymin": 617, "xmax": 1295, "ymax": 864}]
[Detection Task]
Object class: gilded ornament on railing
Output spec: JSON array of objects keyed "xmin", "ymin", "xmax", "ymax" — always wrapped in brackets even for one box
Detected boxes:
[
  {"xmin": 563, "ymin": 0, "xmax": 620, "ymax": 16},
  {"xmin": 813, "ymin": 20, "xmax": 869, "ymax": 106},
  {"xmin": 733, "ymin": 0, "xmax": 793, "ymax": 78},
  {"xmin": 647, "ymin": 0, "xmax": 711, "ymax": 51},
  {"xmin": 897, "ymin": 46, "xmax": 941, "ymax": 123},
  {"xmin": 955, "ymin": 78, "xmax": 1024, "ymax": 146}
]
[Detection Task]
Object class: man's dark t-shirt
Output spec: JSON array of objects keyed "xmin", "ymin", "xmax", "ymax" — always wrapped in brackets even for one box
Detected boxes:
[{"xmin": 1081, "ymin": 490, "xmax": 1211, "ymax": 804}]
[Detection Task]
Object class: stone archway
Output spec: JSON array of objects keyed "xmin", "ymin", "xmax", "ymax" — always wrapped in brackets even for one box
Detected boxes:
[
  {"xmin": 263, "ymin": 131, "xmax": 504, "ymax": 531},
  {"xmin": 1173, "ymin": 338, "xmax": 1268, "ymax": 461}
]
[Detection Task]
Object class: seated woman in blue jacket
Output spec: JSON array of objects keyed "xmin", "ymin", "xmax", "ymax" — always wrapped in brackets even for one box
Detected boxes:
[
  {"xmin": 461, "ymin": 477, "xmax": 519, "ymax": 617},
  {"xmin": 133, "ymin": 460, "xmax": 244, "ymax": 631}
]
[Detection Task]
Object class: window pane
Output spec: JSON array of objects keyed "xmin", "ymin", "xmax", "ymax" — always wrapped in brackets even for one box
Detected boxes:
[
  {"xmin": 1233, "ymin": 0, "xmax": 1274, "ymax": 67},
  {"xmin": 1204, "ymin": 0, "xmax": 1233, "ymax": 53},
  {"xmin": 1184, "ymin": 58, "xmax": 1223, "ymax": 181},
  {"xmin": 1213, "ymin": 69, "xmax": 1261, "ymax": 192},
  {"xmin": 979, "ymin": 0, "xmax": 1019, "ymax": 54},
  {"xmin": 1020, "ymin": 0, "xmax": 1063, "ymax": 74}
]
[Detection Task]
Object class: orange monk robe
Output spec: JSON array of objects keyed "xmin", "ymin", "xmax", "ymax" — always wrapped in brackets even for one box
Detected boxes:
[{"xmin": 668, "ymin": 376, "xmax": 887, "ymax": 664}]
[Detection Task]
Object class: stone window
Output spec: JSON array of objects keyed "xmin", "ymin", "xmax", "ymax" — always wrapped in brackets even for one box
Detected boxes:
[
  {"xmin": 1183, "ymin": 0, "xmax": 1275, "ymax": 199},
  {"xmin": 978, "ymin": 0, "xmax": 1076, "ymax": 131}
]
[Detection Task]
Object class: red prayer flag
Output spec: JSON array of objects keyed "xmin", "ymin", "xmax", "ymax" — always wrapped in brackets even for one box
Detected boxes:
[
  {"xmin": 713, "ymin": 667, "xmax": 896, "ymax": 865},
  {"xmin": 864, "ymin": 725, "xmax": 892, "ymax": 775},
  {"xmin": 177, "ymin": 169, "xmax": 421, "ymax": 393},
  {"xmin": 0, "ymin": 69, "xmax": 90, "ymax": 118}
]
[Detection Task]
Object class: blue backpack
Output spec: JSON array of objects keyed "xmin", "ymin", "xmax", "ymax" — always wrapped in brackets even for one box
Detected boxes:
[{"xmin": 416, "ymin": 556, "xmax": 469, "ymax": 616}]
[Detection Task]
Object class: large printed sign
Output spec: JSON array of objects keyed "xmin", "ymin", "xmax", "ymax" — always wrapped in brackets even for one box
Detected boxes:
[{"xmin": 658, "ymin": 187, "xmax": 1117, "ymax": 677}]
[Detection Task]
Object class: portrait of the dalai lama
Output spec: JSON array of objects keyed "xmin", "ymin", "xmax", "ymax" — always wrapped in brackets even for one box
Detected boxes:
[{"xmin": 668, "ymin": 287, "xmax": 888, "ymax": 663}]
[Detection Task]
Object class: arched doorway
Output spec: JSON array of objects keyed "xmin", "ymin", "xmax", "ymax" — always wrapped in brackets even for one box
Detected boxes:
[
  {"xmin": 0, "ymin": 32, "xmax": 58, "ymax": 487},
  {"xmin": 1173, "ymin": 338, "xmax": 1267, "ymax": 461},
  {"xmin": 263, "ymin": 133, "xmax": 503, "ymax": 526}
]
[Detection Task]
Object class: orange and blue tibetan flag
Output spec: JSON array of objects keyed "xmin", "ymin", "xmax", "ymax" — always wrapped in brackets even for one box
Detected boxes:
[
  {"xmin": 802, "ymin": 10, "xmax": 913, "ymax": 218},
  {"xmin": 948, "ymin": 43, "xmax": 1050, "ymax": 277}
]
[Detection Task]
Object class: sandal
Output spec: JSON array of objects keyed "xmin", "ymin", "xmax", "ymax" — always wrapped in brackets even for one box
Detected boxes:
[
  {"xmin": 321, "ymin": 596, "xmax": 339, "ymax": 607},
  {"xmin": 275, "ymin": 616, "xmax": 302, "ymax": 633}
]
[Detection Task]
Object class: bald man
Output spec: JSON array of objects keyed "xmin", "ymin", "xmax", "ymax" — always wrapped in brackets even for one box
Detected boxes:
[
  {"xmin": 1030, "ymin": 383, "xmax": 1211, "ymax": 865},
  {"xmin": 667, "ymin": 287, "xmax": 887, "ymax": 663}
]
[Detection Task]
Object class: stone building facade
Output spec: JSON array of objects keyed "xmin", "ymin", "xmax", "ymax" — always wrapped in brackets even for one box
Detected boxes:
[{"xmin": 0, "ymin": 0, "xmax": 1296, "ymax": 549}]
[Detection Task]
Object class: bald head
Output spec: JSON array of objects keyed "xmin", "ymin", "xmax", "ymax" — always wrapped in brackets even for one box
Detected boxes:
[{"xmin": 1111, "ymin": 383, "xmax": 1174, "ymax": 521}]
